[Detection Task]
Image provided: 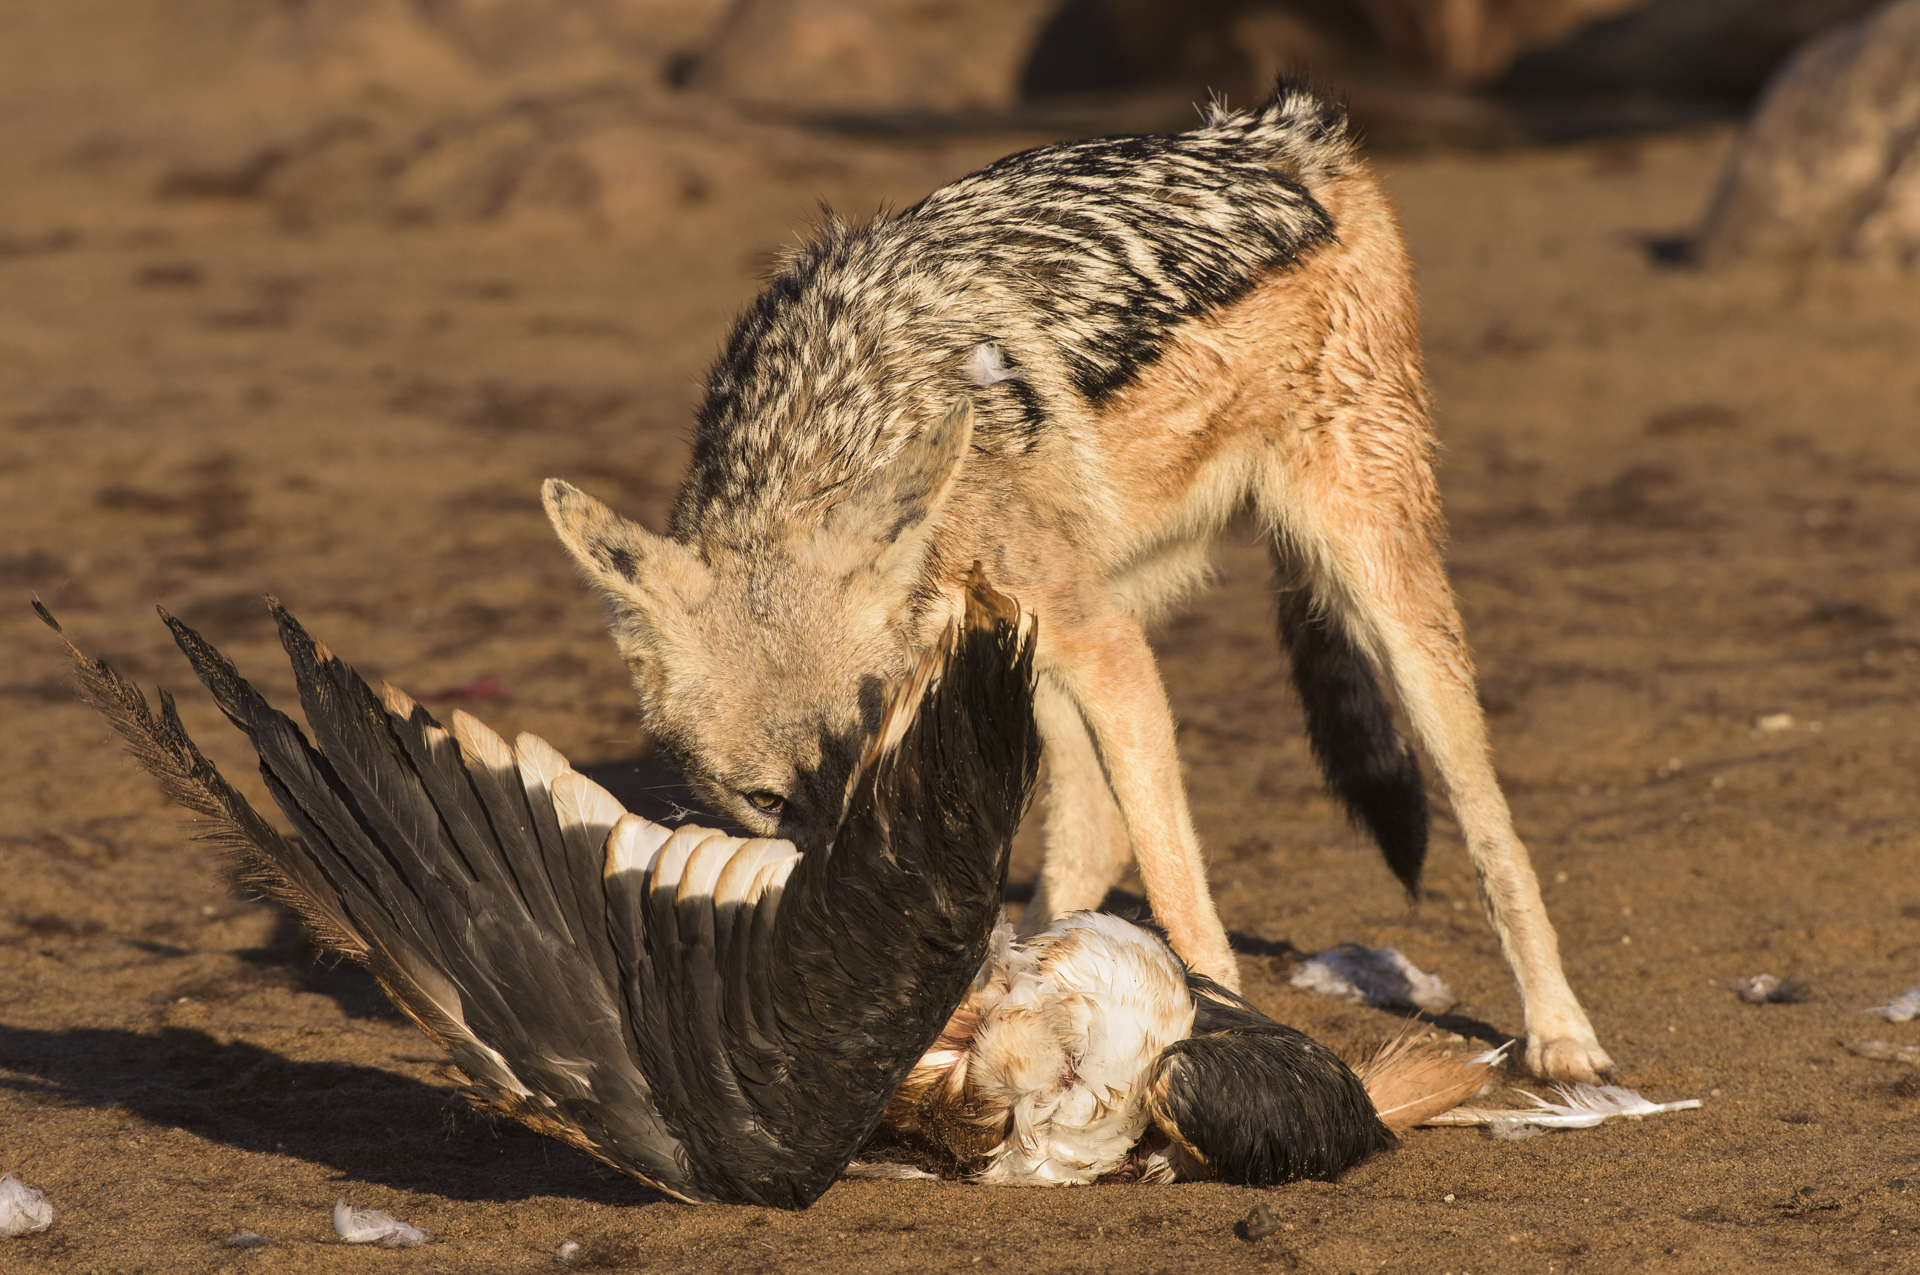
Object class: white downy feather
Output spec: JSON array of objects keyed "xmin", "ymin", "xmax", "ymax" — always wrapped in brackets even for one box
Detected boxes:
[
  {"xmin": 0, "ymin": 1173, "xmax": 54, "ymax": 1237},
  {"xmin": 1728, "ymin": 972, "xmax": 1808, "ymax": 1003},
  {"xmin": 333, "ymin": 1199, "xmax": 429, "ymax": 1248},
  {"xmin": 1864, "ymin": 987, "xmax": 1920, "ymax": 1022},
  {"xmin": 969, "ymin": 912, "xmax": 1195, "ymax": 1185},
  {"xmin": 1290, "ymin": 944, "xmax": 1456, "ymax": 1014},
  {"xmin": 965, "ymin": 343, "xmax": 1024, "ymax": 386},
  {"xmin": 1424, "ymin": 1083, "xmax": 1702, "ymax": 1135}
]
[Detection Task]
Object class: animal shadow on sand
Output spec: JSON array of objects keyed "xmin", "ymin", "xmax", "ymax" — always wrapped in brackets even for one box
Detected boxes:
[
  {"xmin": 0, "ymin": 1021, "xmax": 667, "ymax": 1205},
  {"xmin": 0, "ymin": 756, "xmax": 720, "ymax": 1205}
]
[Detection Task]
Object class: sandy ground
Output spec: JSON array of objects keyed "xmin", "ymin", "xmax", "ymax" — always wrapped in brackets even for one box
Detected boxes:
[{"xmin": 3, "ymin": 74, "xmax": 1920, "ymax": 1274}]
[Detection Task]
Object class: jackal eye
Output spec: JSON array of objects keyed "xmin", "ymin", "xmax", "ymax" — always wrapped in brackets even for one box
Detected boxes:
[{"xmin": 745, "ymin": 790, "xmax": 786, "ymax": 815}]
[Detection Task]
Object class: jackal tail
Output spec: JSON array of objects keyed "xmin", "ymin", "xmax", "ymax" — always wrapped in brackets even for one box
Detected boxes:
[{"xmin": 1276, "ymin": 576, "xmax": 1430, "ymax": 895}]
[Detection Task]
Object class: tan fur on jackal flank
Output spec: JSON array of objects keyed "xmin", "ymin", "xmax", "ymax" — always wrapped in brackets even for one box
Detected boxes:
[{"xmin": 545, "ymin": 84, "xmax": 1612, "ymax": 1083}]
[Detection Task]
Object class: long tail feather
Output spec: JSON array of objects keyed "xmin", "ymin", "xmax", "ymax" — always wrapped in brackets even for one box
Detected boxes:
[
  {"xmin": 1347, "ymin": 1028, "xmax": 1501, "ymax": 1134},
  {"xmin": 1424, "ymin": 1083, "xmax": 1701, "ymax": 1132}
]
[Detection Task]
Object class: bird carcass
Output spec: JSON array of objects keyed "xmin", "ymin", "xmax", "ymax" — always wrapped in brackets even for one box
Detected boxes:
[{"xmin": 45, "ymin": 571, "xmax": 1468, "ymax": 1206}]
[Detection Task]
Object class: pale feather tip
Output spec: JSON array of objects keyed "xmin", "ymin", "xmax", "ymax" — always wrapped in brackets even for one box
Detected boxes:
[
  {"xmin": 1291, "ymin": 944, "xmax": 1455, "ymax": 1015},
  {"xmin": 1424, "ymin": 1082, "xmax": 1703, "ymax": 1135}
]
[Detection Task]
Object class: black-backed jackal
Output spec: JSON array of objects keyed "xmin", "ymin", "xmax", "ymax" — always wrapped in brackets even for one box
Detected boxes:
[{"xmin": 544, "ymin": 82, "xmax": 1613, "ymax": 1082}]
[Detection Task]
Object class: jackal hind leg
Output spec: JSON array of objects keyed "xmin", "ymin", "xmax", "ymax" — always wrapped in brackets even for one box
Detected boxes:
[
  {"xmin": 1270, "ymin": 486, "xmax": 1612, "ymax": 1083},
  {"xmin": 1023, "ymin": 677, "xmax": 1134, "ymax": 937},
  {"xmin": 1044, "ymin": 606, "xmax": 1239, "ymax": 991}
]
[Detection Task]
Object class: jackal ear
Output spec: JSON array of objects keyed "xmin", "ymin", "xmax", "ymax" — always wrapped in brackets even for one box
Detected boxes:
[
  {"xmin": 542, "ymin": 480, "xmax": 712, "ymax": 635},
  {"xmin": 803, "ymin": 402, "xmax": 973, "ymax": 584}
]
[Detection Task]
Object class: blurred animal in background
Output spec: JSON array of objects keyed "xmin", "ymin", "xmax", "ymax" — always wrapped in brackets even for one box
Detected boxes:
[
  {"xmin": 542, "ymin": 79, "xmax": 1613, "ymax": 1081},
  {"xmin": 44, "ymin": 575, "xmax": 1487, "ymax": 1205}
]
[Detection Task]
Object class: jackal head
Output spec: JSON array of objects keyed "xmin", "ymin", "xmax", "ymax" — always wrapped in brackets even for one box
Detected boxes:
[{"xmin": 543, "ymin": 405, "xmax": 972, "ymax": 845}]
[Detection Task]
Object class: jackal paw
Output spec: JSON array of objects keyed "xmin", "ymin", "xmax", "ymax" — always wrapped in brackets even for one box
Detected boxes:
[{"xmin": 1525, "ymin": 1034, "xmax": 1615, "ymax": 1084}]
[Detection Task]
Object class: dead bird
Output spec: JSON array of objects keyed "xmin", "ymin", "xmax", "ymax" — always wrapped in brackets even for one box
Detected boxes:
[
  {"xmin": 885, "ymin": 915, "xmax": 1491, "ymax": 1186},
  {"xmin": 43, "ymin": 573, "xmax": 1476, "ymax": 1205}
]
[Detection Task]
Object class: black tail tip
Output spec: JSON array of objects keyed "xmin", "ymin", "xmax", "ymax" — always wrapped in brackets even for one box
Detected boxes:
[
  {"xmin": 1374, "ymin": 808, "xmax": 1428, "ymax": 900},
  {"xmin": 32, "ymin": 598, "xmax": 60, "ymax": 633}
]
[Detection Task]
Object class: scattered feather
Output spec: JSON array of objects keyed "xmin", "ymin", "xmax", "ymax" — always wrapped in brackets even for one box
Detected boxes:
[
  {"xmin": 557, "ymin": 1240, "xmax": 582, "ymax": 1263},
  {"xmin": 1846, "ymin": 1039, "xmax": 1920, "ymax": 1065},
  {"xmin": 840, "ymin": 1161, "xmax": 941, "ymax": 1181},
  {"xmin": 1291, "ymin": 944, "xmax": 1455, "ymax": 1014},
  {"xmin": 1132, "ymin": 1147, "xmax": 1180, "ymax": 1185},
  {"xmin": 0, "ymin": 1174, "xmax": 54, "ymax": 1238},
  {"xmin": 1864, "ymin": 987, "xmax": 1920, "ymax": 1022},
  {"xmin": 333, "ymin": 1199, "xmax": 429, "ymax": 1248},
  {"xmin": 1485, "ymin": 1119, "xmax": 1549, "ymax": 1142},
  {"xmin": 964, "ymin": 342, "xmax": 1024, "ymax": 386},
  {"xmin": 223, "ymin": 1230, "xmax": 270, "ymax": 1249},
  {"xmin": 1424, "ymin": 1083, "xmax": 1702, "ymax": 1133},
  {"xmin": 1730, "ymin": 973, "xmax": 1806, "ymax": 1003}
]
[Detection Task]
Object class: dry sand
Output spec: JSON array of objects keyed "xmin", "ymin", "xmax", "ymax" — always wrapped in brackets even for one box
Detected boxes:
[{"xmin": 2, "ymin": 44, "xmax": 1919, "ymax": 1275}]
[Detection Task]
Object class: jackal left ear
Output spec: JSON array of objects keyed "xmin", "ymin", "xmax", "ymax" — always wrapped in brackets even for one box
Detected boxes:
[
  {"xmin": 542, "ymin": 479, "xmax": 713, "ymax": 625},
  {"xmin": 803, "ymin": 402, "xmax": 973, "ymax": 584}
]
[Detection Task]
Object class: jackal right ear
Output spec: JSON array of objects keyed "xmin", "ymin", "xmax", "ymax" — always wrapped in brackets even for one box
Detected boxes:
[
  {"xmin": 542, "ymin": 480, "xmax": 712, "ymax": 635},
  {"xmin": 801, "ymin": 401, "xmax": 973, "ymax": 586}
]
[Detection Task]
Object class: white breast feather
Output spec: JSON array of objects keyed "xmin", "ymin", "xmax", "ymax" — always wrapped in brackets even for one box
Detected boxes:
[{"xmin": 969, "ymin": 912, "xmax": 1195, "ymax": 1185}]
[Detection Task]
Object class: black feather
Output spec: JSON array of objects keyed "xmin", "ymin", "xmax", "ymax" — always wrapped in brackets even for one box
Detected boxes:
[{"xmin": 1149, "ymin": 975, "xmax": 1396, "ymax": 1185}]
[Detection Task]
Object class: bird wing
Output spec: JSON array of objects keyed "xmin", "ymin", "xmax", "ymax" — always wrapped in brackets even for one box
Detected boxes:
[{"xmin": 46, "ymin": 572, "xmax": 1037, "ymax": 1209}]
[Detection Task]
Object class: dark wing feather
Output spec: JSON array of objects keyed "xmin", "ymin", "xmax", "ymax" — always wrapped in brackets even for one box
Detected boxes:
[
  {"xmin": 631, "ymin": 576, "xmax": 1038, "ymax": 1206},
  {"xmin": 33, "ymin": 603, "xmax": 363, "ymax": 960},
  {"xmin": 50, "ymin": 573, "xmax": 1037, "ymax": 1208}
]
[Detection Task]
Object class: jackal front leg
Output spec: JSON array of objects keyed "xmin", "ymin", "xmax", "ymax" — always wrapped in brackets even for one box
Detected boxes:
[
  {"xmin": 1023, "ymin": 677, "xmax": 1134, "ymax": 936},
  {"xmin": 1047, "ymin": 609, "xmax": 1239, "ymax": 991}
]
